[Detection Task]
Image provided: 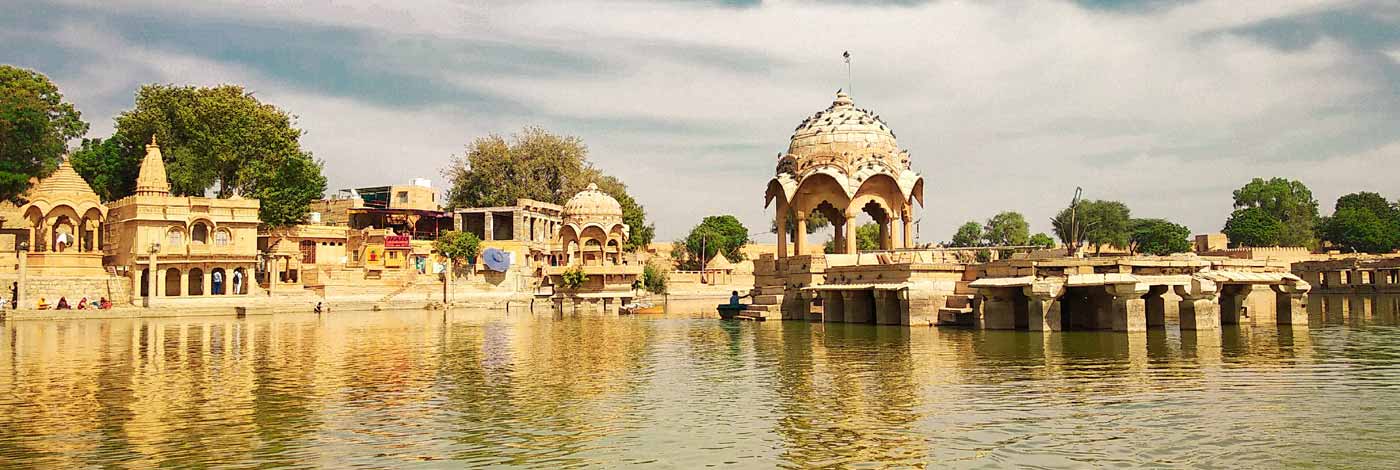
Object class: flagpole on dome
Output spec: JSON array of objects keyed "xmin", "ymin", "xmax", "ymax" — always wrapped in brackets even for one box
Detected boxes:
[{"xmin": 843, "ymin": 51, "xmax": 852, "ymax": 97}]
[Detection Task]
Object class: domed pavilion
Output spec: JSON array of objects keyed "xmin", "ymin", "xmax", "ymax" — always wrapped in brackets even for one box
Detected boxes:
[
  {"xmin": 765, "ymin": 91, "xmax": 924, "ymax": 256},
  {"xmin": 18, "ymin": 157, "xmax": 109, "ymax": 275},
  {"xmin": 558, "ymin": 183, "xmax": 629, "ymax": 266}
]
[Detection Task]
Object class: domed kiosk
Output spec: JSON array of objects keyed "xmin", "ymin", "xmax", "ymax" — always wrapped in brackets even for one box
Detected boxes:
[
  {"xmin": 765, "ymin": 91, "xmax": 924, "ymax": 256},
  {"xmin": 546, "ymin": 183, "xmax": 641, "ymax": 315}
]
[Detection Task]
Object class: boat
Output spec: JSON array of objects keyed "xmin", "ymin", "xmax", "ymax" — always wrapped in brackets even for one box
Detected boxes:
[{"xmin": 621, "ymin": 301, "xmax": 664, "ymax": 315}]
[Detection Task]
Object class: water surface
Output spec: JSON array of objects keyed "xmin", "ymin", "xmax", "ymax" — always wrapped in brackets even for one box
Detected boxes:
[{"xmin": 2, "ymin": 297, "xmax": 1398, "ymax": 468}]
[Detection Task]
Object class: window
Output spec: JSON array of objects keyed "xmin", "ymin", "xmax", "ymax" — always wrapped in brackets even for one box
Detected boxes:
[
  {"xmin": 214, "ymin": 230, "xmax": 231, "ymax": 246},
  {"xmin": 397, "ymin": 191, "xmax": 409, "ymax": 203},
  {"xmin": 192, "ymin": 223, "xmax": 209, "ymax": 244},
  {"xmin": 167, "ymin": 228, "xmax": 184, "ymax": 247}
]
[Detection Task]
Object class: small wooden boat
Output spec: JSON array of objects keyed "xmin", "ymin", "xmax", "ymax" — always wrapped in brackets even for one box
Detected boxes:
[
  {"xmin": 621, "ymin": 302, "xmax": 664, "ymax": 315},
  {"xmin": 717, "ymin": 304, "xmax": 744, "ymax": 319}
]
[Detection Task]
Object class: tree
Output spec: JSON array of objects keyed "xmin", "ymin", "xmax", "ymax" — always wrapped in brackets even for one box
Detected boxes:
[
  {"xmin": 443, "ymin": 126, "xmax": 654, "ymax": 251},
  {"xmin": 1051, "ymin": 206, "xmax": 1087, "ymax": 252},
  {"xmin": 1078, "ymin": 200, "xmax": 1131, "ymax": 254},
  {"xmin": 1029, "ymin": 232, "xmax": 1055, "ymax": 249},
  {"xmin": 684, "ymin": 215, "xmax": 749, "ymax": 264},
  {"xmin": 1223, "ymin": 207, "xmax": 1284, "ymax": 248},
  {"xmin": 1230, "ymin": 177, "xmax": 1318, "ymax": 247},
  {"xmin": 0, "ymin": 65, "xmax": 88, "ymax": 201},
  {"xmin": 854, "ymin": 223, "xmax": 881, "ymax": 251},
  {"xmin": 1128, "ymin": 218, "xmax": 1192, "ymax": 255},
  {"xmin": 69, "ymin": 135, "xmax": 140, "ymax": 202},
  {"xmin": 434, "ymin": 230, "xmax": 481, "ymax": 302},
  {"xmin": 772, "ymin": 209, "xmax": 831, "ymax": 240},
  {"xmin": 105, "ymin": 84, "xmax": 327, "ymax": 226},
  {"xmin": 641, "ymin": 263, "xmax": 667, "ymax": 294},
  {"xmin": 949, "ymin": 221, "xmax": 983, "ymax": 247},
  {"xmin": 983, "ymin": 211, "xmax": 1029, "ymax": 246},
  {"xmin": 1319, "ymin": 192, "xmax": 1399, "ymax": 253}
]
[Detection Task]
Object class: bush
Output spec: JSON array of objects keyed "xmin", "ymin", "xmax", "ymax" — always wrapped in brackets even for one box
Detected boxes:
[
  {"xmin": 642, "ymin": 264, "xmax": 668, "ymax": 294},
  {"xmin": 560, "ymin": 266, "xmax": 587, "ymax": 290}
]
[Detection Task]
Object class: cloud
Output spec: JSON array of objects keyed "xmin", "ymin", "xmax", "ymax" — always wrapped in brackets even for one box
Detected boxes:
[{"xmin": 3, "ymin": 0, "xmax": 1398, "ymax": 244}]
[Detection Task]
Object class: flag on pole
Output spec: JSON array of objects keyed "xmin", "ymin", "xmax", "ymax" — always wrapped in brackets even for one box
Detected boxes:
[{"xmin": 843, "ymin": 51, "xmax": 850, "ymax": 63}]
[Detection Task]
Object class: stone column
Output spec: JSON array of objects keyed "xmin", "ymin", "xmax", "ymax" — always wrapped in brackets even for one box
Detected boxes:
[
  {"xmin": 1323, "ymin": 270, "xmax": 1342, "ymax": 290},
  {"xmin": 793, "ymin": 211, "xmax": 807, "ymax": 257},
  {"xmin": 1219, "ymin": 285, "xmax": 1251, "ymax": 325},
  {"xmin": 16, "ymin": 248, "xmax": 28, "ymax": 307},
  {"xmin": 1107, "ymin": 283, "xmax": 1148, "ymax": 332},
  {"xmin": 821, "ymin": 291, "xmax": 844, "ymax": 322},
  {"xmin": 775, "ymin": 202, "xmax": 788, "ymax": 258},
  {"xmin": 1174, "ymin": 279, "xmax": 1220, "ymax": 330},
  {"xmin": 832, "ymin": 221, "xmax": 844, "ymax": 255},
  {"xmin": 979, "ymin": 287, "xmax": 1017, "ymax": 330},
  {"xmin": 878, "ymin": 220, "xmax": 890, "ymax": 250},
  {"xmin": 842, "ymin": 290, "xmax": 874, "ymax": 324},
  {"xmin": 483, "ymin": 213, "xmax": 494, "ymax": 241},
  {"xmin": 1144, "ymin": 285, "xmax": 1170, "ymax": 328},
  {"xmin": 1023, "ymin": 281, "xmax": 1064, "ymax": 331},
  {"xmin": 146, "ymin": 254, "xmax": 159, "ymax": 307},
  {"xmin": 202, "ymin": 267, "xmax": 213, "ymax": 297},
  {"xmin": 874, "ymin": 290, "xmax": 904, "ymax": 325},
  {"xmin": 845, "ymin": 213, "xmax": 858, "ymax": 255},
  {"xmin": 902, "ymin": 210, "xmax": 914, "ymax": 249},
  {"xmin": 1272, "ymin": 283, "xmax": 1309, "ymax": 326}
]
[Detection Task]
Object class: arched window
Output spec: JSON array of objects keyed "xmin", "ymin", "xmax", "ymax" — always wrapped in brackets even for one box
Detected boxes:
[
  {"xmin": 214, "ymin": 229, "xmax": 231, "ymax": 246},
  {"xmin": 167, "ymin": 228, "xmax": 185, "ymax": 247},
  {"xmin": 192, "ymin": 223, "xmax": 209, "ymax": 244}
]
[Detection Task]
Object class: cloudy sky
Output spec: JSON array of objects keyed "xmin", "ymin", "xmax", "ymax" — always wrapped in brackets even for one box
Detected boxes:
[{"xmin": 3, "ymin": 0, "xmax": 1398, "ymax": 243}]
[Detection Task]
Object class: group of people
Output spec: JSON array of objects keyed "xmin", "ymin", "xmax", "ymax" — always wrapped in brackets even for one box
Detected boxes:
[{"xmin": 35, "ymin": 296, "xmax": 113, "ymax": 310}]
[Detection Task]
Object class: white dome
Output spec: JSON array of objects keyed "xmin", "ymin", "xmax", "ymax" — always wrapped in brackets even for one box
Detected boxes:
[{"xmin": 563, "ymin": 183, "xmax": 623, "ymax": 224}]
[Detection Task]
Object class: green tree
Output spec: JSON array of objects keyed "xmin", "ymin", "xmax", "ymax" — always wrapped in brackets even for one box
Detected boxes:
[
  {"xmin": 949, "ymin": 221, "xmax": 982, "ymax": 247},
  {"xmin": 1029, "ymin": 232, "xmax": 1055, "ymax": 249},
  {"xmin": 0, "ymin": 65, "xmax": 89, "ymax": 201},
  {"xmin": 684, "ymin": 215, "xmax": 749, "ymax": 264},
  {"xmin": 983, "ymin": 211, "xmax": 1030, "ymax": 246},
  {"xmin": 434, "ymin": 230, "xmax": 481, "ymax": 302},
  {"xmin": 106, "ymin": 84, "xmax": 327, "ymax": 225},
  {"xmin": 1128, "ymin": 218, "xmax": 1192, "ymax": 255},
  {"xmin": 69, "ymin": 135, "xmax": 140, "ymax": 202},
  {"xmin": 444, "ymin": 126, "xmax": 653, "ymax": 251},
  {"xmin": 1051, "ymin": 206, "xmax": 1087, "ymax": 252},
  {"xmin": 1333, "ymin": 191, "xmax": 1398, "ymax": 220},
  {"xmin": 1078, "ymin": 200, "xmax": 1131, "ymax": 254},
  {"xmin": 1223, "ymin": 206, "xmax": 1284, "ymax": 248},
  {"xmin": 1319, "ymin": 192, "xmax": 1399, "ymax": 253},
  {"xmin": 772, "ymin": 209, "xmax": 831, "ymax": 240},
  {"xmin": 641, "ymin": 263, "xmax": 668, "ymax": 294},
  {"xmin": 1229, "ymin": 177, "xmax": 1318, "ymax": 247},
  {"xmin": 854, "ymin": 223, "xmax": 881, "ymax": 251}
]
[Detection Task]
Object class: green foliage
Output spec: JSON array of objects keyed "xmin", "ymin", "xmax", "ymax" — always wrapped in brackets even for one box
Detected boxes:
[
  {"xmin": 1029, "ymin": 232, "xmax": 1055, "ymax": 249},
  {"xmin": 772, "ymin": 209, "xmax": 831, "ymax": 239},
  {"xmin": 109, "ymin": 84, "xmax": 327, "ymax": 226},
  {"xmin": 983, "ymin": 211, "xmax": 1030, "ymax": 246},
  {"xmin": 434, "ymin": 230, "xmax": 482, "ymax": 264},
  {"xmin": 685, "ymin": 215, "xmax": 749, "ymax": 263},
  {"xmin": 0, "ymin": 65, "xmax": 88, "ymax": 201},
  {"xmin": 855, "ymin": 223, "xmax": 881, "ymax": 251},
  {"xmin": 1319, "ymin": 192, "xmax": 1400, "ymax": 253},
  {"xmin": 69, "ymin": 135, "xmax": 140, "ymax": 201},
  {"xmin": 443, "ymin": 126, "xmax": 653, "ymax": 251},
  {"xmin": 642, "ymin": 263, "xmax": 668, "ymax": 294},
  {"xmin": 975, "ymin": 249, "xmax": 992, "ymax": 263},
  {"xmin": 1128, "ymin": 218, "xmax": 1192, "ymax": 255},
  {"xmin": 1051, "ymin": 205, "xmax": 1086, "ymax": 249},
  {"xmin": 560, "ymin": 266, "xmax": 588, "ymax": 290},
  {"xmin": 950, "ymin": 221, "xmax": 983, "ymax": 247},
  {"xmin": 1079, "ymin": 200, "xmax": 1131, "ymax": 254},
  {"xmin": 1223, "ymin": 207, "xmax": 1284, "ymax": 248},
  {"xmin": 1230, "ymin": 177, "xmax": 1318, "ymax": 247}
]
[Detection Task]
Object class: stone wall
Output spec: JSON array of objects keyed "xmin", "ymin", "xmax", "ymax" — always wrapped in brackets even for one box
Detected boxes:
[{"xmin": 0, "ymin": 274, "xmax": 133, "ymax": 308}]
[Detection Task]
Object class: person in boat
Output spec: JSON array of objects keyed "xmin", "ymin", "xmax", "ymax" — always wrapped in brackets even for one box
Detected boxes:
[
  {"xmin": 77, "ymin": 297, "xmax": 88, "ymax": 310},
  {"xmin": 36, "ymin": 297, "xmax": 49, "ymax": 310},
  {"xmin": 729, "ymin": 290, "xmax": 751, "ymax": 306},
  {"xmin": 56, "ymin": 297, "xmax": 71, "ymax": 310}
]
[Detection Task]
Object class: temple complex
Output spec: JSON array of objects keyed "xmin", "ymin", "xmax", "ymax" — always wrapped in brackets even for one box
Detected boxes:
[{"xmin": 544, "ymin": 183, "xmax": 642, "ymax": 314}]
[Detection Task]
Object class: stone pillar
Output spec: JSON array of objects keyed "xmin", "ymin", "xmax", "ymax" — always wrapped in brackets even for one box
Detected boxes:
[
  {"xmin": 842, "ymin": 290, "xmax": 874, "ymax": 324},
  {"xmin": 1174, "ymin": 280, "xmax": 1220, "ymax": 330},
  {"xmin": 889, "ymin": 215, "xmax": 903, "ymax": 249},
  {"xmin": 878, "ymin": 220, "xmax": 890, "ymax": 250},
  {"xmin": 1144, "ymin": 285, "xmax": 1169, "ymax": 329},
  {"xmin": 146, "ymin": 254, "xmax": 159, "ymax": 307},
  {"xmin": 821, "ymin": 291, "xmax": 845, "ymax": 322},
  {"xmin": 1023, "ymin": 281, "xmax": 1064, "ymax": 331},
  {"xmin": 1108, "ymin": 283, "xmax": 1148, "ymax": 332},
  {"xmin": 902, "ymin": 211, "xmax": 914, "ymax": 249},
  {"xmin": 776, "ymin": 202, "xmax": 788, "ymax": 258},
  {"xmin": 793, "ymin": 211, "xmax": 807, "ymax": 257},
  {"xmin": 483, "ymin": 213, "xmax": 494, "ymax": 241},
  {"xmin": 979, "ymin": 287, "xmax": 1017, "ymax": 330},
  {"xmin": 874, "ymin": 290, "xmax": 904, "ymax": 325},
  {"xmin": 1219, "ymin": 285, "xmax": 1251, "ymax": 325},
  {"xmin": 1272, "ymin": 283, "xmax": 1309, "ymax": 326},
  {"xmin": 202, "ymin": 267, "xmax": 213, "ymax": 297},
  {"xmin": 832, "ymin": 221, "xmax": 844, "ymax": 255},
  {"xmin": 845, "ymin": 213, "xmax": 858, "ymax": 255}
]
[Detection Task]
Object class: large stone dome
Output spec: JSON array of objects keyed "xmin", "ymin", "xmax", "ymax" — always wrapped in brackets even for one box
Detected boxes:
[{"xmin": 563, "ymin": 183, "xmax": 623, "ymax": 224}]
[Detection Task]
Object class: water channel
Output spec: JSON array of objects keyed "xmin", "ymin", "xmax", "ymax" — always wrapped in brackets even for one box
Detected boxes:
[{"xmin": 2, "ymin": 296, "xmax": 1398, "ymax": 468}]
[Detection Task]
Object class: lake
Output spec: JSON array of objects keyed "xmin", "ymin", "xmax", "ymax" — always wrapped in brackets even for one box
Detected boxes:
[{"xmin": 2, "ymin": 298, "xmax": 1398, "ymax": 468}]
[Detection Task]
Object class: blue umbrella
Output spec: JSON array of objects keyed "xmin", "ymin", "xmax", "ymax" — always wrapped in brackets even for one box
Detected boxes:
[{"xmin": 482, "ymin": 248, "xmax": 511, "ymax": 272}]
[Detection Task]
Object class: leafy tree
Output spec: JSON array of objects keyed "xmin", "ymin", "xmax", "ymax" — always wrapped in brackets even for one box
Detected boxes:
[
  {"xmin": 1223, "ymin": 206, "xmax": 1284, "ymax": 248},
  {"xmin": 1319, "ymin": 192, "xmax": 1399, "ymax": 253},
  {"xmin": 105, "ymin": 84, "xmax": 326, "ymax": 226},
  {"xmin": 949, "ymin": 221, "xmax": 983, "ymax": 247},
  {"xmin": 560, "ymin": 266, "xmax": 587, "ymax": 290},
  {"xmin": 1078, "ymin": 200, "xmax": 1131, "ymax": 254},
  {"xmin": 983, "ymin": 211, "xmax": 1030, "ymax": 246},
  {"xmin": 444, "ymin": 126, "xmax": 653, "ymax": 251},
  {"xmin": 1029, "ymin": 232, "xmax": 1055, "ymax": 249},
  {"xmin": 684, "ymin": 215, "xmax": 749, "ymax": 263},
  {"xmin": 772, "ymin": 209, "xmax": 831, "ymax": 240},
  {"xmin": 69, "ymin": 135, "xmax": 140, "ymax": 201},
  {"xmin": 1229, "ymin": 177, "xmax": 1318, "ymax": 247},
  {"xmin": 854, "ymin": 223, "xmax": 881, "ymax": 251},
  {"xmin": 434, "ymin": 230, "xmax": 481, "ymax": 302},
  {"xmin": 1051, "ymin": 206, "xmax": 1087, "ymax": 252},
  {"xmin": 1128, "ymin": 218, "xmax": 1192, "ymax": 255},
  {"xmin": 641, "ymin": 263, "xmax": 667, "ymax": 294},
  {"xmin": 1333, "ymin": 191, "xmax": 1398, "ymax": 220},
  {"xmin": 0, "ymin": 65, "xmax": 88, "ymax": 201}
]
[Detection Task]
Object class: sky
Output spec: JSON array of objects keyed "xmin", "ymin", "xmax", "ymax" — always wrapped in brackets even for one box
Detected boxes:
[{"xmin": 3, "ymin": 0, "xmax": 1398, "ymax": 243}]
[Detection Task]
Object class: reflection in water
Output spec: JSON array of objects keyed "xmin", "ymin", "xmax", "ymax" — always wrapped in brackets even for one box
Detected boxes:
[{"xmin": 2, "ymin": 301, "xmax": 1400, "ymax": 468}]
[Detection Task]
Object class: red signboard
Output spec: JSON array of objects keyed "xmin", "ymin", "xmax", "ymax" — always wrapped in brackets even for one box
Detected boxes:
[{"xmin": 384, "ymin": 235, "xmax": 412, "ymax": 249}]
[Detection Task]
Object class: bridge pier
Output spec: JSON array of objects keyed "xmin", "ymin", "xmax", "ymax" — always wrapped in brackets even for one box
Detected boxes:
[
  {"xmin": 1272, "ymin": 284, "xmax": 1309, "ymax": 325},
  {"xmin": 1023, "ymin": 281, "xmax": 1064, "ymax": 331},
  {"xmin": 821, "ymin": 291, "xmax": 845, "ymax": 322},
  {"xmin": 842, "ymin": 290, "xmax": 874, "ymax": 324},
  {"xmin": 979, "ymin": 287, "xmax": 1018, "ymax": 330},
  {"xmin": 1219, "ymin": 285, "xmax": 1252, "ymax": 325},
  {"xmin": 1144, "ymin": 285, "xmax": 1170, "ymax": 329},
  {"xmin": 1175, "ymin": 280, "xmax": 1221, "ymax": 330},
  {"xmin": 1108, "ymin": 284, "xmax": 1149, "ymax": 332}
]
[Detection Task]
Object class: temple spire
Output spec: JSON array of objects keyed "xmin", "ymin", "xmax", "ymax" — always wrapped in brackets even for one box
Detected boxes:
[{"xmin": 134, "ymin": 135, "xmax": 171, "ymax": 196}]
